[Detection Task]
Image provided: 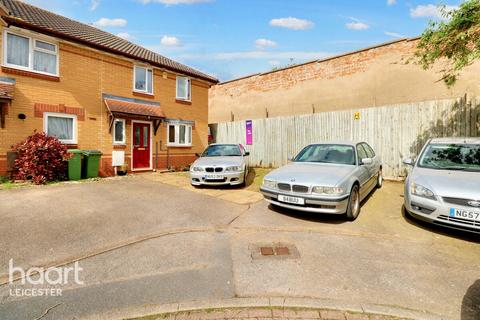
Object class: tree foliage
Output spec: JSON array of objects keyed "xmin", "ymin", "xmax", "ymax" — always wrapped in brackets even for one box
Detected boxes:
[{"xmin": 415, "ymin": 0, "xmax": 480, "ymax": 86}]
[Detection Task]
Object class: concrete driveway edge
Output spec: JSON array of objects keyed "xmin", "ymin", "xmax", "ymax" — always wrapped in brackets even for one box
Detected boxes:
[{"xmin": 79, "ymin": 297, "xmax": 443, "ymax": 320}]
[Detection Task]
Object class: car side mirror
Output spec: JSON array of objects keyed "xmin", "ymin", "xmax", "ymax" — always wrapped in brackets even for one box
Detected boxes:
[
  {"xmin": 403, "ymin": 158, "xmax": 415, "ymax": 166},
  {"xmin": 361, "ymin": 158, "xmax": 373, "ymax": 165},
  {"xmin": 244, "ymin": 152, "xmax": 250, "ymax": 156},
  {"xmin": 195, "ymin": 153, "xmax": 201, "ymax": 158}
]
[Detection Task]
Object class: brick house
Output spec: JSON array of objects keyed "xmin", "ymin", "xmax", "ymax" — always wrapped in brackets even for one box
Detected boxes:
[{"xmin": 0, "ymin": 0, "xmax": 218, "ymax": 177}]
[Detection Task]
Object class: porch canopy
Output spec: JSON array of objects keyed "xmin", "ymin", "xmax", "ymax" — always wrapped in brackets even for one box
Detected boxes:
[
  {"xmin": 0, "ymin": 78, "xmax": 15, "ymax": 128},
  {"xmin": 103, "ymin": 94, "xmax": 166, "ymax": 135}
]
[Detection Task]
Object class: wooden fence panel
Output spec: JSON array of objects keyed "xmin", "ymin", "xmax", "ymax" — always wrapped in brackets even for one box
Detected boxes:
[{"xmin": 216, "ymin": 97, "xmax": 478, "ymax": 179}]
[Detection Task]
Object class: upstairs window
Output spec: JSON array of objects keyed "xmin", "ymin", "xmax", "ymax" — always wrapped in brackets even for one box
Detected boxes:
[
  {"xmin": 5, "ymin": 31, "xmax": 58, "ymax": 76},
  {"xmin": 176, "ymin": 76, "xmax": 191, "ymax": 101},
  {"xmin": 33, "ymin": 40, "xmax": 57, "ymax": 74},
  {"xmin": 134, "ymin": 66, "xmax": 153, "ymax": 94}
]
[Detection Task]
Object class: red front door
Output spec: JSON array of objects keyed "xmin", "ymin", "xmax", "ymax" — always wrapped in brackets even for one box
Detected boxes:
[{"xmin": 132, "ymin": 122, "xmax": 151, "ymax": 169}]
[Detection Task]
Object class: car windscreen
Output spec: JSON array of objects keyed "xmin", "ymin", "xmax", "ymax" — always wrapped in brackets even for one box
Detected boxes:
[
  {"xmin": 418, "ymin": 143, "xmax": 480, "ymax": 171},
  {"xmin": 202, "ymin": 145, "xmax": 242, "ymax": 157},
  {"xmin": 294, "ymin": 144, "xmax": 356, "ymax": 165}
]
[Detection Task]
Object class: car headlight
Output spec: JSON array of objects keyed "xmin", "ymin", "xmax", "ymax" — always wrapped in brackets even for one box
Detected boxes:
[
  {"xmin": 225, "ymin": 166, "xmax": 242, "ymax": 172},
  {"xmin": 263, "ymin": 179, "xmax": 277, "ymax": 189},
  {"xmin": 191, "ymin": 166, "xmax": 204, "ymax": 172},
  {"xmin": 312, "ymin": 186, "xmax": 344, "ymax": 195},
  {"xmin": 410, "ymin": 182, "xmax": 436, "ymax": 200}
]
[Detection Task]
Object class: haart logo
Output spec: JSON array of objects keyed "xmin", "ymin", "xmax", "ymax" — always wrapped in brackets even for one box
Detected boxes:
[{"xmin": 8, "ymin": 259, "xmax": 84, "ymax": 297}]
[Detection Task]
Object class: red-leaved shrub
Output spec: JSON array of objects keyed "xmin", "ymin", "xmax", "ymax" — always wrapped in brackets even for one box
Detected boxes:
[{"xmin": 12, "ymin": 132, "xmax": 70, "ymax": 184}]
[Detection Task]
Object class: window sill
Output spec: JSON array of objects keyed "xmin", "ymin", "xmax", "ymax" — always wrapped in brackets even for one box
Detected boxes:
[
  {"xmin": 133, "ymin": 91, "xmax": 155, "ymax": 99},
  {"xmin": 2, "ymin": 66, "xmax": 60, "ymax": 82},
  {"xmin": 167, "ymin": 144, "xmax": 192, "ymax": 148},
  {"xmin": 176, "ymin": 99, "xmax": 192, "ymax": 105},
  {"xmin": 113, "ymin": 144, "xmax": 127, "ymax": 149}
]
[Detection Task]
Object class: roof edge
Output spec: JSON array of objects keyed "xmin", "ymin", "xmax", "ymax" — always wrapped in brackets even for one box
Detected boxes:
[
  {"xmin": 218, "ymin": 37, "xmax": 420, "ymax": 86},
  {"xmin": 3, "ymin": 16, "xmax": 218, "ymax": 84}
]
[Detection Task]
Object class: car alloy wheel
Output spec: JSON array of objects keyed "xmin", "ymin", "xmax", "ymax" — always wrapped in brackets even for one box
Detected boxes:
[
  {"xmin": 377, "ymin": 170, "xmax": 383, "ymax": 188},
  {"xmin": 346, "ymin": 185, "xmax": 360, "ymax": 221}
]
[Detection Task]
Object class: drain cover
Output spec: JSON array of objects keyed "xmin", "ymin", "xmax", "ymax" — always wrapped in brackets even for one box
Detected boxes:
[{"xmin": 251, "ymin": 243, "xmax": 299, "ymax": 260}]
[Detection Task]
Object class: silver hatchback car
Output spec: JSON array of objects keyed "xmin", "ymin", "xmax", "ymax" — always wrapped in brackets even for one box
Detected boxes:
[
  {"xmin": 260, "ymin": 142, "xmax": 382, "ymax": 220},
  {"xmin": 404, "ymin": 138, "xmax": 480, "ymax": 233},
  {"xmin": 190, "ymin": 144, "xmax": 250, "ymax": 186}
]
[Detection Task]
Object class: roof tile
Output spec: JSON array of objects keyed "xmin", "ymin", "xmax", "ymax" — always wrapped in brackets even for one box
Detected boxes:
[
  {"xmin": 104, "ymin": 98, "xmax": 166, "ymax": 119},
  {"xmin": 0, "ymin": 82, "xmax": 14, "ymax": 99}
]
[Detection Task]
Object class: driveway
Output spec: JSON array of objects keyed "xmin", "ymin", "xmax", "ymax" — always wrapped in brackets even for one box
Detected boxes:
[{"xmin": 0, "ymin": 175, "xmax": 479, "ymax": 320}]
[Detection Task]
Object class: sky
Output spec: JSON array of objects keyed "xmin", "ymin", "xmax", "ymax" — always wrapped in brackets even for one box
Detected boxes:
[{"xmin": 22, "ymin": 0, "xmax": 460, "ymax": 81}]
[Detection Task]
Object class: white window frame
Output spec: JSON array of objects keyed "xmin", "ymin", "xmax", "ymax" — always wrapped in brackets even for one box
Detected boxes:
[
  {"xmin": 3, "ymin": 30, "xmax": 59, "ymax": 77},
  {"xmin": 176, "ymin": 76, "xmax": 191, "ymax": 101},
  {"xmin": 43, "ymin": 112, "xmax": 78, "ymax": 144},
  {"xmin": 167, "ymin": 123, "xmax": 192, "ymax": 147},
  {"xmin": 113, "ymin": 119, "xmax": 126, "ymax": 145},
  {"xmin": 133, "ymin": 65, "xmax": 154, "ymax": 95}
]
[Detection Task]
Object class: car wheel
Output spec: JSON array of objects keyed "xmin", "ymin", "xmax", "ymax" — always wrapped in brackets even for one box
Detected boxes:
[
  {"xmin": 346, "ymin": 185, "xmax": 361, "ymax": 221},
  {"xmin": 240, "ymin": 171, "xmax": 247, "ymax": 187},
  {"xmin": 376, "ymin": 169, "xmax": 383, "ymax": 189}
]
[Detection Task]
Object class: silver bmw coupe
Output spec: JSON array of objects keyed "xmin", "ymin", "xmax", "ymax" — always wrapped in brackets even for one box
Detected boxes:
[
  {"xmin": 404, "ymin": 138, "xmax": 480, "ymax": 233},
  {"xmin": 260, "ymin": 142, "xmax": 382, "ymax": 220},
  {"xmin": 190, "ymin": 143, "xmax": 250, "ymax": 186}
]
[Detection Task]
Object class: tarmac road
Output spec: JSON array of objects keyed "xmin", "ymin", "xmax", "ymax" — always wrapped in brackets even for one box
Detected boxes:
[{"xmin": 0, "ymin": 175, "xmax": 478, "ymax": 320}]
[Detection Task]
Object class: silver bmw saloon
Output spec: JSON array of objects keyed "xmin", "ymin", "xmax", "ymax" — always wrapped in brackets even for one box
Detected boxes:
[
  {"xmin": 190, "ymin": 143, "xmax": 250, "ymax": 186},
  {"xmin": 260, "ymin": 142, "xmax": 382, "ymax": 220},
  {"xmin": 404, "ymin": 138, "xmax": 480, "ymax": 233}
]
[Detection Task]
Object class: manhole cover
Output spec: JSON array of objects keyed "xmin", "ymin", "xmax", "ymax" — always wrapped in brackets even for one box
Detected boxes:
[{"xmin": 251, "ymin": 243, "xmax": 300, "ymax": 260}]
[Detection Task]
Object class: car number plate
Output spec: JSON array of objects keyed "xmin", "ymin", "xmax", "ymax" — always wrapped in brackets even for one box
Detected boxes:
[
  {"xmin": 278, "ymin": 195, "xmax": 305, "ymax": 205},
  {"xmin": 205, "ymin": 174, "xmax": 224, "ymax": 180},
  {"xmin": 450, "ymin": 208, "xmax": 480, "ymax": 221}
]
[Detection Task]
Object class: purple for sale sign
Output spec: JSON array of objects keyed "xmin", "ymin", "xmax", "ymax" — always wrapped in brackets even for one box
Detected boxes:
[{"xmin": 246, "ymin": 120, "xmax": 253, "ymax": 145}]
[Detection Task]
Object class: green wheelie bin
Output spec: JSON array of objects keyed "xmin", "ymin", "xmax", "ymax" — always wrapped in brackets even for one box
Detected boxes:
[
  {"xmin": 81, "ymin": 150, "xmax": 102, "ymax": 179},
  {"xmin": 67, "ymin": 149, "xmax": 83, "ymax": 181}
]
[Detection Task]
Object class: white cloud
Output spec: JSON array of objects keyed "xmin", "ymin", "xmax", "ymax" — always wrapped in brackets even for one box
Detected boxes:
[
  {"xmin": 178, "ymin": 51, "xmax": 331, "ymax": 61},
  {"xmin": 161, "ymin": 35, "xmax": 182, "ymax": 47},
  {"xmin": 410, "ymin": 4, "xmax": 458, "ymax": 20},
  {"xmin": 387, "ymin": 0, "xmax": 396, "ymax": 5},
  {"xmin": 384, "ymin": 31, "xmax": 405, "ymax": 38},
  {"xmin": 90, "ymin": 0, "xmax": 100, "ymax": 11},
  {"xmin": 116, "ymin": 32, "xmax": 132, "ymax": 40},
  {"xmin": 269, "ymin": 17, "xmax": 314, "ymax": 30},
  {"xmin": 346, "ymin": 21, "xmax": 369, "ymax": 30},
  {"xmin": 94, "ymin": 18, "xmax": 127, "ymax": 27},
  {"xmin": 255, "ymin": 38, "xmax": 277, "ymax": 49},
  {"xmin": 269, "ymin": 60, "xmax": 281, "ymax": 67},
  {"xmin": 139, "ymin": 0, "xmax": 212, "ymax": 4}
]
